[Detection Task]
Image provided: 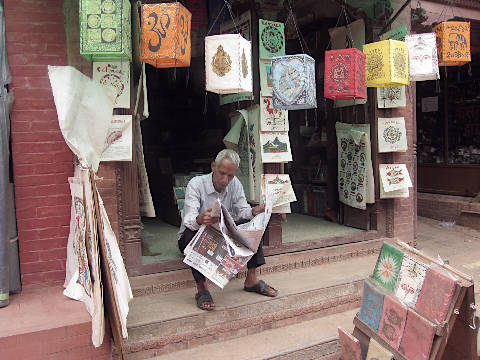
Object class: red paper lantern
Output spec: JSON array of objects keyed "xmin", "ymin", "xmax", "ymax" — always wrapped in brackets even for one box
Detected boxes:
[{"xmin": 324, "ymin": 48, "xmax": 366, "ymax": 100}]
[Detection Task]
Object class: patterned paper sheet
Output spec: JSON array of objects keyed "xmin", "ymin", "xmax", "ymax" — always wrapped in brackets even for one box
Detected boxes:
[
  {"xmin": 358, "ymin": 280, "xmax": 385, "ymax": 332},
  {"xmin": 259, "ymin": 19, "xmax": 285, "ymax": 60},
  {"xmin": 378, "ymin": 117, "xmax": 407, "ymax": 153},
  {"xmin": 261, "ymin": 174, "xmax": 296, "ymax": 207},
  {"xmin": 379, "ymin": 164, "xmax": 413, "ymax": 193},
  {"xmin": 338, "ymin": 327, "xmax": 362, "ymax": 360},
  {"xmin": 259, "ymin": 132, "xmax": 292, "ymax": 163},
  {"xmin": 394, "ymin": 254, "xmax": 428, "ymax": 308},
  {"xmin": 93, "ymin": 61, "xmax": 130, "ymax": 109},
  {"xmin": 415, "ymin": 266, "xmax": 457, "ymax": 324},
  {"xmin": 377, "ymin": 86, "xmax": 406, "ymax": 108},
  {"xmin": 399, "ymin": 309, "xmax": 436, "ymax": 360},
  {"xmin": 378, "ymin": 295, "xmax": 408, "ymax": 349},
  {"xmin": 372, "ymin": 242, "xmax": 404, "ymax": 291},
  {"xmin": 260, "ymin": 96, "xmax": 288, "ymax": 131}
]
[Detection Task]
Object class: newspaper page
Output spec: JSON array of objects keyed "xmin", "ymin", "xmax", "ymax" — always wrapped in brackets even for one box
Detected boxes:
[{"xmin": 183, "ymin": 195, "xmax": 272, "ymax": 288}]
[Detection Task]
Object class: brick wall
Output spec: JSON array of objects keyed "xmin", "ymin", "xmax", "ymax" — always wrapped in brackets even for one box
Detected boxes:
[{"xmin": 5, "ymin": 0, "xmax": 121, "ymax": 289}]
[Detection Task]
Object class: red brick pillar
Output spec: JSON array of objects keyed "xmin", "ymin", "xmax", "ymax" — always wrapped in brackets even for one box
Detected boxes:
[{"xmin": 5, "ymin": 0, "xmax": 73, "ymax": 288}]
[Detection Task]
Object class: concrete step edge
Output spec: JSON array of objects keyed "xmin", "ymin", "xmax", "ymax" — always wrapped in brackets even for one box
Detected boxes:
[{"xmin": 259, "ymin": 336, "xmax": 340, "ymax": 360}]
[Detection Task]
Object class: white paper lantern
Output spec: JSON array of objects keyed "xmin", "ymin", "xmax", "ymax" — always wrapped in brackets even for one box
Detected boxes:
[
  {"xmin": 205, "ymin": 34, "xmax": 252, "ymax": 94},
  {"xmin": 271, "ymin": 54, "xmax": 317, "ymax": 110},
  {"xmin": 405, "ymin": 33, "xmax": 440, "ymax": 81}
]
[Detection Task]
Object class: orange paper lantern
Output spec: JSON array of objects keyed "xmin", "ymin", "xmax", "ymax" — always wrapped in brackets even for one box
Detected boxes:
[
  {"xmin": 141, "ymin": 2, "xmax": 191, "ymax": 68},
  {"xmin": 434, "ymin": 21, "xmax": 471, "ymax": 66}
]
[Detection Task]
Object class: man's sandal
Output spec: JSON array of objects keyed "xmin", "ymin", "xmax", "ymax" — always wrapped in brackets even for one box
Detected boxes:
[
  {"xmin": 244, "ymin": 280, "xmax": 278, "ymax": 297},
  {"xmin": 195, "ymin": 289, "xmax": 215, "ymax": 311}
]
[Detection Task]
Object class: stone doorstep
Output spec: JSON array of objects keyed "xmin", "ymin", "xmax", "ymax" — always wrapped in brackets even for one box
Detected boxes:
[
  {"xmin": 122, "ymin": 277, "xmax": 366, "ymax": 359},
  {"xmin": 131, "ymin": 238, "xmax": 385, "ymax": 297},
  {"xmin": 261, "ymin": 337, "xmax": 340, "ymax": 360}
]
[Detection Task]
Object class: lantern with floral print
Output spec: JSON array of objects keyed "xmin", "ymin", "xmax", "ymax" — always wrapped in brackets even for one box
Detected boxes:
[
  {"xmin": 363, "ymin": 39, "xmax": 409, "ymax": 88},
  {"xmin": 434, "ymin": 21, "xmax": 471, "ymax": 66},
  {"xmin": 405, "ymin": 33, "xmax": 439, "ymax": 81},
  {"xmin": 324, "ymin": 48, "xmax": 366, "ymax": 100},
  {"xmin": 205, "ymin": 34, "xmax": 252, "ymax": 94},
  {"xmin": 80, "ymin": 0, "xmax": 132, "ymax": 61},
  {"xmin": 140, "ymin": 2, "xmax": 192, "ymax": 68}
]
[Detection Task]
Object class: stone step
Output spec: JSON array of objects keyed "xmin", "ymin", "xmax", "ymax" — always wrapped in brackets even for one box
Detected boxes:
[
  {"xmin": 124, "ymin": 255, "xmax": 376, "ymax": 359},
  {"xmin": 143, "ymin": 308, "xmax": 358, "ymax": 360},
  {"xmin": 130, "ymin": 238, "xmax": 384, "ymax": 297}
]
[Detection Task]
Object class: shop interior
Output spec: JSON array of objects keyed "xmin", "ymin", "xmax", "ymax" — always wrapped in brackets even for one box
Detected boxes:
[{"xmin": 138, "ymin": 1, "xmax": 377, "ymax": 264}]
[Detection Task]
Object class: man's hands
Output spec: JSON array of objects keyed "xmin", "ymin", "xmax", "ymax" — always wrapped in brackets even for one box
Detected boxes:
[
  {"xmin": 252, "ymin": 203, "xmax": 266, "ymax": 217},
  {"xmin": 196, "ymin": 208, "xmax": 219, "ymax": 226}
]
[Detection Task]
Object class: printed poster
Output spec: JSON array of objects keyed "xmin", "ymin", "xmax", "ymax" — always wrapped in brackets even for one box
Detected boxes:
[
  {"xmin": 93, "ymin": 61, "xmax": 130, "ymax": 109},
  {"xmin": 335, "ymin": 122, "xmax": 374, "ymax": 210},
  {"xmin": 101, "ymin": 115, "xmax": 132, "ymax": 162},
  {"xmin": 377, "ymin": 86, "xmax": 406, "ymax": 108},
  {"xmin": 259, "ymin": 19, "xmax": 285, "ymax": 60},
  {"xmin": 219, "ymin": 11, "xmax": 254, "ymax": 105},
  {"xmin": 380, "ymin": 176, "xmax": 409, "ymax": 199},
  {"xmin": 379, "ymin": 164, "xmax": 413, "ymax": 193},
  {"xmin": 260, "ymin": 96, "xmax": 288, "ymax": 131},
  {"xmin": 261, "ymin": 174, "xmax": 296, "ymax": 207},
  {"xmin": 259, "ymin": 59, "xmax": 273, "ymax": 96},
  {"xmin": 394, "ymin": 254, "xmax": 428, "ymax": 308},
  {"xmin": 378, "ymin": 117, "xmax": 407, "ymax": 152},
  {"xmin": 259, "ymin": 131, "xmax": 292, "ymax": 163}
]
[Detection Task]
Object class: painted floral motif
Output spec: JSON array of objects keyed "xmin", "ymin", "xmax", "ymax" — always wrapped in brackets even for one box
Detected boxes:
[
  {"xmin": 373, "ymin": 242, "xmax": 404, "ymax": 291},
  {"xmin": 212, "ymin": 45, "xmax": 232, "ymax": 77}
]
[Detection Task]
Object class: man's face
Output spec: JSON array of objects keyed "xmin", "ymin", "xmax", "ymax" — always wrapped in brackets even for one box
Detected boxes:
[{"xmin": 211, "ymin": 159, "xmax": 238, "ymax": 193}]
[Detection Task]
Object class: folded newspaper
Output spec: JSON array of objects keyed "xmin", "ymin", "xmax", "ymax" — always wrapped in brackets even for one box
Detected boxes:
[{"xmin": 183, "ymin": 194, "xmax": 272, "ymax": 288}]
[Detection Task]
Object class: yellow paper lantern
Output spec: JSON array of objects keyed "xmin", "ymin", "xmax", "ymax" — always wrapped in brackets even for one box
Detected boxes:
[
  {"xmin": 140, "ymin": 2, "xmax": 192, "ymax": 68},
  {"xmin": 434, "ymin": 21, "xmax": 471, "ymax": 66},
  {"xmin": 363, "ymin": 39, "xmax": 409, "ymax": 88}
]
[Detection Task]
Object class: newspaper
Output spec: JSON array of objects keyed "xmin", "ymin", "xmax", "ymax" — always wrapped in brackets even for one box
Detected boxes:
[{"xmin": 183, "ymin": 195, "xmax": 272, "ymax": 288}]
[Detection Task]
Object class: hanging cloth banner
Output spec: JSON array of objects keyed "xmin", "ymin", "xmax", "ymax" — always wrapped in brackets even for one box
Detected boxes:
[
  {"xmin": 377, "ymin": 117, "xmax": 407, "ymax": 153},
  {"xmin": 259, "ymin": 19, "xmax": 285, "ymax": 60},
  {"xmin": 335, "ymin": 122, "xmax": 375, "ymax": 210},
  {"xmin": 377, "ymin": 86, "xmax": 406, "ymax": 108}
]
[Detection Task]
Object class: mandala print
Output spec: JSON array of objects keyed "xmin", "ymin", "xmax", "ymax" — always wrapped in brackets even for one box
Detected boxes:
[
  {"xmin": 383, "ymin": 126, "xmax": 401, "ymax": 144},
  {"xmin": 373, "ymin": 243, "xmax": 404, "ymax": 291},
  {"xmin": 212, "ymin": 45, "xmax": 232, "ymax": 77},
  {"xmin": 261, "ymin": 26, "xmax": 284, "ymax": 54},
  {"xmin": 377, "ymin": 255, "xmax": 397, "ymax": 285},
  {"xmin": 366, "ymin": 49, "xmax": 384, "ymax": 81}
]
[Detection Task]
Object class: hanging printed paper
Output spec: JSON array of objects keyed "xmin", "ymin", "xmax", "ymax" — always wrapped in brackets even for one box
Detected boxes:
[
  {"xmin": 377, "ymin": 86, "xmax": 406, "ymax": 108},
  {"xmin": 380, "ymin": 24, "xmax": 409, "ymax": 41},
  {"xmin": 260, "ymin": 96, "xmax": 288, "ymax": 131},
  {"xmin": 405, "ymin": 33, "xmax": 439, "ymax": 81},
  {"xmin": 399, "ymin": 309, "xmax": 436, "ymax": 360},
  {"xmin": 378, "ymin": 117, "xmax": 407, "ymax": 153},
  {"xmin": 335, "ymin": 123, "xmax": 375, "ymax": 210},
  {"xmin": 364, "ymin": 39, "xmax": 409, "ymax": 88},
  {"xmin": 394, "ymin": 254, "xmax": 428, "ymax": 308},
  {"xmin": 140, "ymin": 2, "xmax": 191, "ymax": 68},
  {"xmin": 219, "ymin": 11, "xmax": 253, "ymax": 104},
  {"xmin": 259, "ymin": 19, "xmax": 285, "ymax": 60},
  {"xmin": 328, "ymin": 19, "xmax": 367, "ymax": 108},
  {"xmin": 261, "ymin": 174, "xmax": 296, "ymax": 207},
  {"xmin": 415, "ymin": 266, "xmax": 457, "ymax": 324},
  {"xmin": 80, "ymin": 0, "xmax": 132, "ymax": 61},
  {"xmin": 273, "ymin": 202, "xmax": 291, "ymax": 214},
  {"xmin": 259, "ymin": 59, "xmax": 273, "ymax": 96},
  {"xmin": 205, "ymin": 34, "xmax": 252, "ymax": 94},
  {"xmin": 379, "ymin": 164, "xmax": 413, "ymax": 193},
  {"xmin": 373, "ymin": 242, "xmax": 404, "ymax": 291},
  {"xmin": 380, "ymin": 176, "xmax": 409, "ymax": 199},
  {"xmin": 101, "ymin": 115, "xmax": 132, "ymax": 161},
  {"xmin": 260, "ymin": 132, "xmax": 292, "ymax": 163},
  {"xmin": 338, "ymin": 327, "xmax": 362, "ymax": 360},
  {"xmin": 358, "ymin": 280, "xmax": 385, "ymax": 332},
  {"xmin": 93, "ymin": 61, "xmax": 130, "ymax": 109},
  {"xmin": 434, "ymin": 21, "xmax": 471, "ymax": 66},
  {"xmin": 247, "ymin": 105, "xmax": 263, "ymax": 203},
  {"xmin": 378, "ymin": 295, "xmax": 408, "ymax": 350},
  {"xmin": 324, "ymin": 48, "xmax": 366, "ymax": 100},
  {"xmin": 271, "ymin": 54, "xmax": 317, "ymax": 110},
  {"xmin": 366, "ymin": 338, "xmax": 393, "ymax": 360}
]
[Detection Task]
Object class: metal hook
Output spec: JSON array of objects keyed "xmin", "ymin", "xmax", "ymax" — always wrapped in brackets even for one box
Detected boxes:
[{"xmin": 469, "ymin": 303, "xmax": 477, "ymax": 330}]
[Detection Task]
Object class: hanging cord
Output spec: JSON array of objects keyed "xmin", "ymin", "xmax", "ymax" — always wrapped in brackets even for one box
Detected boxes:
[
  {"xmin": 285, "ymin": 7, "xmax": 311, "ymax": 55},
  {"xmin": 324, "ymin": 3, "xmax": 345, "ymax": 51}
]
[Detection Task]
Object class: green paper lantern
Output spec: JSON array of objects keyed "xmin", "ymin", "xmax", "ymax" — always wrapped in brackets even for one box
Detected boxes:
[{"xmin": 80, "ymin": 0, "xmax": 132, "ymax": 62}]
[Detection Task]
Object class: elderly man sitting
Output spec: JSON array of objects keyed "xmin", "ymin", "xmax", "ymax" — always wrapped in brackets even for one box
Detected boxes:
[{"xmin": 178, "ymin": 149, "xmax": 278, "ymax": 311}]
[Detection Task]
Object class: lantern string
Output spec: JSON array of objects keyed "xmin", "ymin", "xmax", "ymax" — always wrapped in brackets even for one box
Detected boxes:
[
  {"xmin": 206, "ymin": 2, "xmax": 227, "ymax": 36},
  {"xmin": 342, "ymin": 6, "xmax": 356, "ymax": 50},
  {"xmin": 324, "ymin": 4, "xmax": 349, "ymax": 51},
  {"xmin": 286, "ymin": 8, "xmax": 311, "ymax": 55},
  {"xmin": 206, "ymin": 0, "xmax": 240, "ymax": 36}
]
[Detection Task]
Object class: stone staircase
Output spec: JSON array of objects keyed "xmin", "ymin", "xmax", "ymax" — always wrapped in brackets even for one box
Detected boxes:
[{"xmin": 123, "ymin": 239, "xmax": 384, "ymax": 359}]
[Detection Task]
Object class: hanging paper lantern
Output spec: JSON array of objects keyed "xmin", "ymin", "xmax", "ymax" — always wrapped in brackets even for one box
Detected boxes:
[
  {"xmin": 140, "ymin": 2, "xmax": 192, "ymax": 68},
  {"xmin": 324, "ymin": 48, "xmax": 366, "ymax": 100},
  {"xmin": 80, "ymin": 0, "xmax": 132, "ymax": 62},
  {"xmin": 271, "ymin": 54, "xmax": 317, "ymax": 110},
  {"xmin": 405, "ymin": 33, "xmax": 439, "ymax": 81},
  {"xmin": 205, "ymin": 34, "xmax": 252, "ymax": 94},
  {"xmin": 434, "ymin": 21, "xmax": 471, "ymax": 66},
  {"xmin": 363, "ymin": 39, "xmax": 409, "ymax": 88}
]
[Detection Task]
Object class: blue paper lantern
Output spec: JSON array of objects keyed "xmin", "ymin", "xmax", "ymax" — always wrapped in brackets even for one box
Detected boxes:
[{"xmin": 271, "ymin": 54, "xmax": 317, "ymax": 110}]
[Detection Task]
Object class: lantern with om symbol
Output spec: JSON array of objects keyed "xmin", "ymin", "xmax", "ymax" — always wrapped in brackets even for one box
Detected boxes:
[
  {"xmin": 140, "ymin": 2, "xmax": 191, "ymax": 68},
  {"xmin": 80, "ymin": 0, "xmax": 132, "ymax": 61},
  {"xmin": 324, "ymin": 48, "xmax": 366, "ymax": 100},
  {"xmin": 434, "ymin": 21, "xmax": 471, "ymax": 66}
]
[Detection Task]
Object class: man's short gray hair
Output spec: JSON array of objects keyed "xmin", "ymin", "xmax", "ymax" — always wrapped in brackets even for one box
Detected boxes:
[{"xmin": 215, "ymin": 149, "xmax": 240, "ymax": 167}]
